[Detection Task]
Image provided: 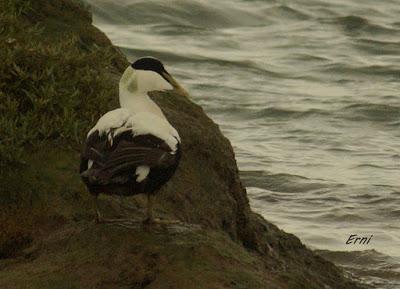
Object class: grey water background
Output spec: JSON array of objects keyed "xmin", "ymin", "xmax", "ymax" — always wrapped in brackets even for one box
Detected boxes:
[{"xmin": 85, "ymin": 0, "xmax": 400, "ymax": 287}]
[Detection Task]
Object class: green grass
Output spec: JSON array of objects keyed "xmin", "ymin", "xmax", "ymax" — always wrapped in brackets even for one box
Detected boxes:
[
  {"xmin": 0, "ymin": 0, "xmax": 124, "ymax": 167},
  {"xmin": 0, "ymin": 0, "xmax": 127, "ymax": 259}
]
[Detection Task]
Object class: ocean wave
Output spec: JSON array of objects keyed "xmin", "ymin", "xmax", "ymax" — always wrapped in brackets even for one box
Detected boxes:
[
  {"xmin": 341, "ymin": 103, "xmax": 400, "ymax": 122},
  {"xmin": 334, "ymin": 15, "xmax": 399, "ymax": 35},
  {"xmin": 319, "ymin": 213, "xmax": 368, "ymax": 222},
  {"xmin": 387, "ymin": 209, "xmax": 400, "ymax": 217},
  {"xmin": 88, "ymin": 0, "xmax": 267, "ymax": 28},
  {"xmin": 363, "ymin": 197, "xmax": 398, "ymax": 205},
  {"xmin": 317, "ymin": 249, "xmax": 400, "ymax": 288},
  {"xmin": 249, "ymin": 193, "xmax": 280, "ymax": 203},
  {"xmin": 291, "ymin": 53, "xmax": 331, "ymax": 62},
  {"xmin": 89, "ymin": 0, "xmax": 317, "ymax": 28},
  {"xmin": 351, "ymin": 193, "xmax": 381, "ymax": 200},
  {"xmin": 255, "ymin": 107, "xmax": 329, "ymax": 119},
  {"xmin": 240, "ymin": 170, "xmax": 334, "ymax": 193},
  {"xmin": 326, "ymin": 147, "xmax": 357, "ymax": 153},
  {"xmin": 261, "ymin": 4, "xmax": 311, "ymax": 21},
  {"xmin": 355, "ymin": 38, "xmax": 400, "ymax": 55},
  {"xmin": 323, "ymin": 63, "xmax": 400, "ymax": 79},
  {"xmin": 355, "ymin": 164, "xmax": 398, "ymax": 170},
  {"xmin": 120, "ymin": 46, "xmax": 283, "ymax": 77}
]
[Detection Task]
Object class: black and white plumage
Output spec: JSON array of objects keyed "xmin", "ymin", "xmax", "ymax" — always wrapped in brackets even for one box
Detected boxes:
[{"xmin": 80, "ymin": 57, "xmax": 187, "ymax": 224}]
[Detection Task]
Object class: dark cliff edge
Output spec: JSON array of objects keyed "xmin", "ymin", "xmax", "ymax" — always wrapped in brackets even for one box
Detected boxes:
[{"xmin": 0, "ymin": 1, "xmax": 365, "ymax": 288}]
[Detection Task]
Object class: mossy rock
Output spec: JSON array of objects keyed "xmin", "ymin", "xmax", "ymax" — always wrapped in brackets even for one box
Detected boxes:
[{"xmin": 0, "ymin": 223, "xmax": 275, "ymax": 289}]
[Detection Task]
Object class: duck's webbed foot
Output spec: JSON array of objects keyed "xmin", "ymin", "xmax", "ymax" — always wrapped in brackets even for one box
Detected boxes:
[
  {"xmin": 97, "ymin": 217, "xmax": 143, "ymax": 224},
  {"xmin": 93, "ymin": 194, "xmax": 141, "ymax": 224},
  {"xmin": 143, "ymin": 218, "xmax": 181, "ymax": 225},
  {"xmin": 143, "ymin": 194, "xmax": 181, "ymax": 226}
]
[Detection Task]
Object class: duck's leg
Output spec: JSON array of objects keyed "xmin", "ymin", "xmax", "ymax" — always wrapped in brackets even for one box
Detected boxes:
[
  {"xmin": 94, "ymin": 194, "xmax": 102, "ymax": 223},
  {"xmin": 144, "ymin": 193, "xmax": 155, "ymax": 224},
  {"xmin": 94, "ymin": 194, "xmax": 140, "ymax": 224}
]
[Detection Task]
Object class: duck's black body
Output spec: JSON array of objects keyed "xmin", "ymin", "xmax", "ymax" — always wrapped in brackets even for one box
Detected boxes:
[{"xmin": 80, "ymin": 131, "xmax": 181, "ymax": 197}]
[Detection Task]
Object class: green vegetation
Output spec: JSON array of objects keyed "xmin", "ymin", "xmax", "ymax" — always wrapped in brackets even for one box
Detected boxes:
[
  {"xmin": 0, "ymin": 0, "xmax": 126, "ymax": 261},
  {"xmin": 0, "ymin": 0, "xmax": 124, "ymax": 167}
]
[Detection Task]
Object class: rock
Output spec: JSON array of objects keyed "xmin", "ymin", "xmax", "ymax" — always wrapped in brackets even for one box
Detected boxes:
[
  {"xmin": 143, "ymin": 91, "xmax": 364, "ymax": 288},
  {"xmin": 0, "ymin": 0, "xmax": 365, "ymax": 288}
]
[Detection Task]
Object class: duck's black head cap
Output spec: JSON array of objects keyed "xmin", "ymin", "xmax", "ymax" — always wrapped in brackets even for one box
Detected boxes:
[{"xmin": 131, "ymin": 57, "xmax": 168, "ymax": 75}]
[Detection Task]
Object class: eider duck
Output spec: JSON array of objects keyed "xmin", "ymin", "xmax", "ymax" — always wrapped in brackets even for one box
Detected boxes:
[{"xmin": 80, "ymin": 57, "xmax": 187, "ymax": 224}]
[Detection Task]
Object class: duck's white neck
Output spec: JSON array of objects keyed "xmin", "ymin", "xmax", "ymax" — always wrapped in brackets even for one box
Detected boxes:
[{"xmin": 119, "ymin": 67, "xmax": 172, "ymax": 119}]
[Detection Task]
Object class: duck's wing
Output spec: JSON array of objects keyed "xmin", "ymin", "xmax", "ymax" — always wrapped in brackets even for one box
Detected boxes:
[
  {"xmin": 80, "ymin": 108, "xmax": 130, "ymax": 175},
  {"xmin": 101, "ymin": 133, "xmax": 178, "ymax": 177},
  {"xmin": 80, "ymin": 110, "xmax": 180, "ymax": 186}
]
